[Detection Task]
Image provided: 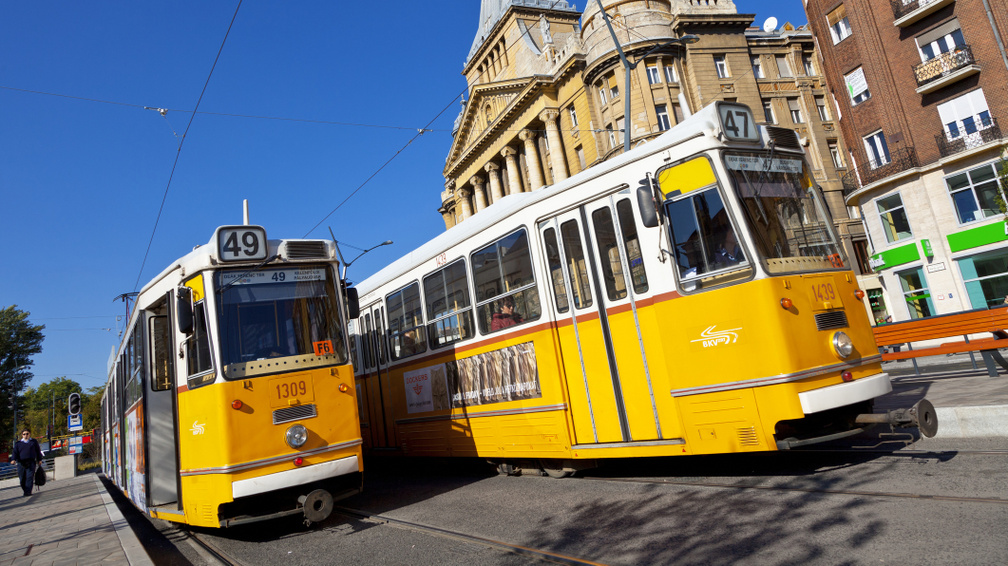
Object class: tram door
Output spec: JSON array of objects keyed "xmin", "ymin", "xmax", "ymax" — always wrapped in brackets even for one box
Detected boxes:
[
  {"xmin": 360, "ymin": 303, "xmax": 393, "ymax": 449},
  {"xmin": 147, "ymin": 297, "xmax": 180, "ymax": 507},
  {"xmin": 540, "ymin": 190, "xmax": 663, "ymax": 444}
]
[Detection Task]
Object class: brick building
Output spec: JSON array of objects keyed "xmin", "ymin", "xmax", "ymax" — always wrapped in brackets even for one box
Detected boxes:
[
  {"xmin": 804, "ymin": 0, "xmax": 1008, "ymax": 323},
  {"xmin": 440, "ymin": 0, "xmax": 863, "ymax": 265}
]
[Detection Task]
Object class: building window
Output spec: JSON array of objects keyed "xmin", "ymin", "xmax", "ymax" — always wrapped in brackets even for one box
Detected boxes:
[
  {"xmin": 751, "ymin": 56, "xmax": 764, "ymax": 79},
  {"xmin": 959, "ymin": 249, "xmax": 1008, "ymax": 309},
  {"xmin": 916, "ymin": 20, "xmax": 966, "ymax": 62},
  {"xmin": 815, "ymin": 96, "xmax": 829, "ymax": 121},
  {"xmin": 852, "ymin": 240, "xmax": 872, "ymax": 275},
  {"xmin": 647, "ymin": 65, "xmax": 661, "ymax": 84},
  {"xmin": 656, "ymin": 104, "xmax": 671, "ymax": 131},
  {"xmin": 845, "ymin": 67, "xmax": 870, "ymax": 105},
  {"xmin": 576, "ymin": 145, "xmax": 586, "ymax": 170},
  {"xmin": 898, "ymin": 267, "xmax": 935, "ymax": 320},
  {"xmin": 599, "ymin": 85, "xmax": 608, "ymax": 105},
  {"xmin": 776, "ymin": 55, "xmax": 793, "ymax": 78},
  {"xmin": 762, "ymin": 99, "xmax": 776, "ymax": 124},
  {"xmin": 827, "ymin": 5, "xmax": 852, "ymax": 45},
  {"xmin": 608, "ymin": 75, "xmax": 620, "ymax": 100},
  {"xmin": 803, "ymin": 54, "xmax": 815, "ymax": 76},
  {"xmin": 664, "ymin": 64, "xmax": 678, "ymax": 83},
  {"xmin": 876, "ymin": 193, "xmax": 912, "ymax": 243},
  {"xmin": 937, "ymin": 89, "xmax": 992, "ymax": 141},
  {"xmin": 607, "ymin": 125, "xmax": 617, "ymax": 148},
  {"xmin": 616, "ymin": 117, "xmax": 625, "ymax": 146},
  {"xmin": 788, "ymin": 98, "xmax": 803, "ymax": 124},
  {"xmin": 863, "ymin": 130, "xmax": 891, "ymax": 169},
  {"xmin": 569, "ymin": 106, "xmax": 578, "ymax": 128},
  {"xmin": 672, "ymin": 103, "xmax": 684, "ymax": 124},
  {"xmin": 829, "ymin": 140, "xmax": 843, "ymax": 168},
  {"xmin": 946, "ymin": 161, "xmax": 1006, "ymax": 224},
  {"xmin": 714, "ymin": 55, "xmax": 729, "ymax": 79}
]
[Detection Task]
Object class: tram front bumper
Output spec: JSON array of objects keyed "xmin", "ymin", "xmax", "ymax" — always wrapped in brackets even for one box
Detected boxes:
[{"xmin": 231, "ymin": 454, "xmax": 359, "ymax": 499}]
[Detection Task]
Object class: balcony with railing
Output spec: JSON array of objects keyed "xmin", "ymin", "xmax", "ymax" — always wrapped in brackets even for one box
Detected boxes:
[
  {"xmin": 936, "ymin": 117, "xmax": 1003, "ymax": 158},
  {"xmin": 913, "ymin": 45, "xmax": 980, "ymax": 94},
  {"xmin": 841, "ymin": 146, "xmax": 920, "ymax": 201},
  {"xmin": 891, "ymin": 0, "xmax": 955, "ymax": 27}
]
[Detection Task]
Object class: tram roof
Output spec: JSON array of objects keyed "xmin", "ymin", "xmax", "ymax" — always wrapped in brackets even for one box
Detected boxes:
[{"xmin": 355, "ymin": 101, "xmax": 730, "ymax": 300}]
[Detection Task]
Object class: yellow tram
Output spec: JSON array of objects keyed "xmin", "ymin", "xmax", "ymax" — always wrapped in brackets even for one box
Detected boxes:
[
  {"xmin": 100, "ymin": 224, "xmax": 362, "ymax": 527},
  {"xmin": 349, "ymin": 102, "xmax": 935, "ymax": 476}
]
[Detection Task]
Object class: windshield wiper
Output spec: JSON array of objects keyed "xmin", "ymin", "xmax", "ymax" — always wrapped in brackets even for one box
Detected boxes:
[{"xmin": 216, "ymin": 254, "xmax": 279, "ymax": 294}]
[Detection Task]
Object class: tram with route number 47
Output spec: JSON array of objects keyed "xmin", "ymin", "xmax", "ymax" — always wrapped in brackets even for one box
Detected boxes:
[
  {"xmin": 347, "ymin": 101, "xmax": 936, "ymax": 477},
  {"xmin": 100, "ymin": 223, "xmax": 363, "ymax": 527}
]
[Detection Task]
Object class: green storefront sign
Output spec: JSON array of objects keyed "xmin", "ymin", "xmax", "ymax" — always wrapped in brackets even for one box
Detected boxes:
[
  {"xmin": 868, "ymin": 241, "xmax": 921, "ymax": 270},
  {"xmin": 947, "ymin": 220, "xmax": 1008, "ymax": 253}
]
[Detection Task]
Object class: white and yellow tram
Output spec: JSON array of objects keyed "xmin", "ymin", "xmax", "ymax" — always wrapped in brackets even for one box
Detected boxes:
[
  {"xmin": 100, "ymin": 224, "xmax": 363, "ymax": 527},
  {"xmin": 348, "ymin": 102, "xmax": 935, "ymax": 476}
]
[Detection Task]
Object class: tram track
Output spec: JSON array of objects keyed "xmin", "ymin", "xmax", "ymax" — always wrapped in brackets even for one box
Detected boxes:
[
  {"xmin": 333, "ymin": 505, "xmax": 606, "ymax": 566},
  {"xmin": 580, "ymin": 474, "xmax": 1008, "ymax": 506},
  {"xmin": 181, "ymin": 528, "xmax": 245, "ymax": 566}
]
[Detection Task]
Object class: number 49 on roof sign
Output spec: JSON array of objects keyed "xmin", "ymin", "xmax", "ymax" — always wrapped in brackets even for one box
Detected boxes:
[{"xmin": 68, "ymin": 413, "xmax": 83, "ymax": 432}]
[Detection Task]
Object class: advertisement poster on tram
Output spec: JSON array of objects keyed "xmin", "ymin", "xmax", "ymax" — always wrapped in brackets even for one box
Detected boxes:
[
  {"xmin": 125, "ymin": 405, "xmax": 147, "ymax": 512},
  {"xmin": 403, "ymin": 342, "xmax": 541, "ymax": 414}
]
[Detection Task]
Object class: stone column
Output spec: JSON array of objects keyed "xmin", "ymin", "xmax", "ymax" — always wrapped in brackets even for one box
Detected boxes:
[
  {"xmin": 485, "ymin": 162, "xmax": 504, "ymax": 202},
  {"xmin": 470, "ymin": 174, "xmax": 488, "ymax": 211},
  {"xmin": 520, "ymin": 129, "xmax": 545, "ymax": 191},
  {"xmin": 501, "ymin": 147, "xmax": 523, "ymax": 194},
  {"xmin": 458, "ymin": 187, "xmax": 474, "ymax": 220},
  {"xmin": 539, "ymin": 109, "xmax": 569, "ymax": 183}
]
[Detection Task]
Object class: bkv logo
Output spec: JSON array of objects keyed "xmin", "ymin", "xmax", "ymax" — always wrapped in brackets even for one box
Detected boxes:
[{"xmin": 691, "ymin": 325, "xmax": 741, "ymax": 348}]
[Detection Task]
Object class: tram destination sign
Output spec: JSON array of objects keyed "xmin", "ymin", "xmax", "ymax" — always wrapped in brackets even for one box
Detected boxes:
[{"xmin": 220, "ymin": 267, "xmax": 326, "ymax": 287}]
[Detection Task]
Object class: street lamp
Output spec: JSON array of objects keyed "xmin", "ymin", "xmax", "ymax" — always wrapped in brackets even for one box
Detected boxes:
[
  {"xmin": 594, "ymin": 0, "xmax": 699, "ymax": 152},
  {"xmin": 329, "ymin": 232, "xmax": 394, "ymax": 282}
]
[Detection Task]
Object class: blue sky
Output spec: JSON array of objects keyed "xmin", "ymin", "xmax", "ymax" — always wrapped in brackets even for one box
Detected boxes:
[{"xmin": 1, "ymin": 1, "xmax": 808, "ymax": 393}]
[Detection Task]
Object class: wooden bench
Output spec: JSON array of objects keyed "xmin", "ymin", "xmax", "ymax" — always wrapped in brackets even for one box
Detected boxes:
[{"xmin": 872, "ymin": 306, "xmax": 1008, "ymax": 377}]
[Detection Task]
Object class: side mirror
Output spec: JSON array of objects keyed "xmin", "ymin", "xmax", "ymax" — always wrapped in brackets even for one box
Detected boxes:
[
  {"xmin": 345, "ymin": 285, "xmax": 360, "ymax": 320},
  {"xmin": 176, "ymin": 287, "xmax": 194, "ymax": 335},
  {"xmin": 637, "ymin": 183, "xmax": 662, "ymax": 228}
]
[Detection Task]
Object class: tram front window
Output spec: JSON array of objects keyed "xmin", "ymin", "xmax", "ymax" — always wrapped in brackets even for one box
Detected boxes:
[
  {"xmin": 724, "ymin": 151, "xmax": 845, "ymax": 274},
  {"xmin": 217, "ymin": 265, "xmax": 348, "ymax": 378}
]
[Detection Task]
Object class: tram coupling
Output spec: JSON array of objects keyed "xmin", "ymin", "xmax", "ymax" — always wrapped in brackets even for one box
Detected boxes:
[
  {"xmin": 298, "ymin": 489, "xmax": 335, "ymax": 526},
  {"xmin": 855, "ymin": 399, "xmax": 939, "ymax": 438}
]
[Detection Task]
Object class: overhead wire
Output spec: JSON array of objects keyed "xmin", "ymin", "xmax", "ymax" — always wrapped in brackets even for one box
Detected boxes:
[{"xmin": 132, "ymin": 0, "xmax": 243, "ymax": 292}]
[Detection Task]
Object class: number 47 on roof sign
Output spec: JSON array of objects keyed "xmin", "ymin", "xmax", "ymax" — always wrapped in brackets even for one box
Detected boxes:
[{"xmin": 68, "ymin": 413, "xmax": 83, "ymax": 432}]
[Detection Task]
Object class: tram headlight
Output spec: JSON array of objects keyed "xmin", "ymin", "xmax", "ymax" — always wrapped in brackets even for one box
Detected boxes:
[
  {"xmin": 285, "ymin": 424, "xmax": 309, "ymax": 449},
  {"xmin": 831, "ymin": 331, "xmax": 854, "ymax": 359}
]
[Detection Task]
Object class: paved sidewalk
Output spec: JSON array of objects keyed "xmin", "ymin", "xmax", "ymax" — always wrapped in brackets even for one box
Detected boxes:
[{"xmin": 0, "ymin": 474, "xmax": 152, "ymax": 565}]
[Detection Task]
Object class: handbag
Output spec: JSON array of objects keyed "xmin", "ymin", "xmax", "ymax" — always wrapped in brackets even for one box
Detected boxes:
[{"xmin": 34, "ymin": 464, "xmax": 46, "ymax": 487}]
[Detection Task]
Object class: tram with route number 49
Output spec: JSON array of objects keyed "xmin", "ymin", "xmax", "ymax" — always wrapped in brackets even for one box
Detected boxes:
[
  {"xmin": 100, "ymin": 223, "xmax": 363, "ymax": 527},
  {"xmin": 347, "ymin": 101, "xmax": 936, "ymax": 477}
]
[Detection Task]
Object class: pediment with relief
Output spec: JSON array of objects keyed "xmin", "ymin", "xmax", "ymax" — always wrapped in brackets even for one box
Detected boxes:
[{"xmin": 448, "ymin": 78, "xmax": 538, "ymax": 166}]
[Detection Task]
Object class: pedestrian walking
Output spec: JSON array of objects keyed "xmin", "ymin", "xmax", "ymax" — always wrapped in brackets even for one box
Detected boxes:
[{"xmin": 10, "ymin": 429, "xmax": 44, "ymax": 497}]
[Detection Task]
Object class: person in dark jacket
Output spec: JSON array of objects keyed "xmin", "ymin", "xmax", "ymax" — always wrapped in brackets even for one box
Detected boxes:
[{"xmin": 10, "ymin": 428, "xmax": 44, "ymax": 496}]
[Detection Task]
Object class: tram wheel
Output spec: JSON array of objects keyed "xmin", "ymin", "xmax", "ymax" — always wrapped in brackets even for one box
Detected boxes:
[{"xmin": 539, "ymin": 459, "xmax": 573, "ymax": 478}]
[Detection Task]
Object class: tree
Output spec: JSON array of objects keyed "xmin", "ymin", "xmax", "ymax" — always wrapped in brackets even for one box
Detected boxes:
[
  {"xmin": 0, "ymin": 305, "xmax": 45, "ymax": 448},
  {"xmin": 22, "ymin": 377, "xmax": 83, "ymax": 443}
]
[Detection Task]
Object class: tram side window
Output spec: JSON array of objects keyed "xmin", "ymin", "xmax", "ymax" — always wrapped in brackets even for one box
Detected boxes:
[
  {"xmin": 424, "ymin": 259, "xmax": 474, "ymax": 349},
  {"xmin": 377, "ymin": 307, "xmax": 388, "ymax": 364},
  {"xmin": 591, "ymin": 207, "xmax": 629, "ymax": 301},
  {"xmin": 472, "ymin": 228, "xmax": 542, "ymax": 333},
  {"xmin": 561, "ymin": 220, "xmax": 593, "ymax": 309},
  {"xmin": 362, "ymin": 314, "xmax": 373, "ymax": 368},
  {"xmin": 617, "ymin": 199, "xmax": 649, "ymax": 293},
  {"xmin": 150, "ymin": 316, "xmax": 172, "ymax": 391},
  {"xmin": 543, "ymin": 228, "xmax": 570, "ymax": 313},
  {"xmin": 387, "ymin": 283, "xmax": 427, "ymax": 360},
  {"xmin": 666, "ymin": 187, "xmax": 751, "ymax": 290},
  {"xmin": 185, "ymin": 301, "xmax": 214, "ymax": 388}
]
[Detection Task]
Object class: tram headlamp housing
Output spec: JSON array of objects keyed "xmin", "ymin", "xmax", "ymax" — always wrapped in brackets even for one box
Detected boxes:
[
  {"xmin": 285, "ymin": 424, "xmax": 308, "ymax": 449},
  {"xmin": 831, "ymin": 331, "xmax": 854, "ymax": 359}
]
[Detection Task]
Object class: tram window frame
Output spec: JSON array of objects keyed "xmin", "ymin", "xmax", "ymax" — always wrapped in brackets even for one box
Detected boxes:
[
  {"xmin": 543, "ymin": 228, "xmax": 571, "ymax": 313},
  {"xmin": 560, "ymin": 220, "xmax": 593, "ymax": 309},
  {"xmin": 471, "ymin": 227, "xmax": 542, "ymax": 334},
  {"xmin": 423, "ymin": 258, "xmax": 475, "ymax": 349},
  {"xmin": 591, "ymin": 207, "xmax": 629, "ymax": 301},
  {"xmin": 150, "ymin": 316, "xmax": 172, "ymax": 392},
  {"xmin": 386, "ymin": 282, "xmax": 427, "ymax": 361},
  {"xmin": 617, "ymin": 199, "xmax": 649, "ymax": 293},
  {"xmin": 185, "ymin": 299, "xmax": 215, "ymax": 389},
  {"xmin": 362, "ymin": 313, "xmax": 373, "ymax": 368},
  {"xmin": 664, "ymin": 184, "xmax": 753, "ymax": 292}
]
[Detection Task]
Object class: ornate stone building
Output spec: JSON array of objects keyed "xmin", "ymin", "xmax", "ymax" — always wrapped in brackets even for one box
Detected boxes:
[{"xmin": 440, "ymin": 0, "xmax": 864, "ymax": 271}]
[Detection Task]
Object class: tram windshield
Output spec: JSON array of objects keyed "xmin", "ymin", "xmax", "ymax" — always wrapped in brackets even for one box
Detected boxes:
[
  {"xmin": 216, "ymin": 265, "xmax": 348, "ymax": 378},
  {"xmin": 723, "ymin": 151, "xmax": 845, "ymax": 274}
]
